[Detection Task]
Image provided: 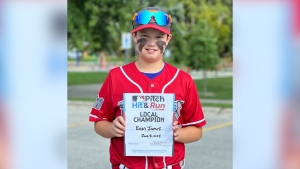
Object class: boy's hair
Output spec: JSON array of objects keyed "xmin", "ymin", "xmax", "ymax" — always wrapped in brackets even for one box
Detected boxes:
[{"xmin": 132, "ymin": 7, "xmax": 172, "ymax": 34}]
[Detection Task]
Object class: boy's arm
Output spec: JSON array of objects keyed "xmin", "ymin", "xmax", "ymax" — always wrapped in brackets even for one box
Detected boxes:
[
  {"xmin": 94, "ymin": 116, "xmax": 126, "ymax": 138},
  {"xmin": 173, "ymin": 121, "xmax": 202, "ymax": 143},
  {"xmin": 173, "ymin": 77, "xmax": 205, "ymax": 143}
]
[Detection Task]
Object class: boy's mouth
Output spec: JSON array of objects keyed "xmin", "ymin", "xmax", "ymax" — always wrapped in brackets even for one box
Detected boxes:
[{"xmin": 145, "ymin": 48, "xmax": 157, "ymax": 52}]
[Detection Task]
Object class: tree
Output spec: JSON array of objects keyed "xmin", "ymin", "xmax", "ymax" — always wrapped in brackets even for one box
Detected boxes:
[
  {"xmin": 68, "ymin": 0, "xmax": 91, "ymax": 51},
  {"xmin": 169, "ymin": 23, "xmax": 190, "ymax": 64},
  {"xmin": 196, "ymin": 0, "xmax": 232, "ymax": 58},
  {"xmin": 182, "ymin": 0, "xmax": 232, "ymax": 58},
  {"xmin": 68, "ymin": 0, "xmax": 148, "ymax": 55},
  {"xmin": 187, "ymin": 20, "xmax": 219, "ymax": 93},
  {"xmin": 68, "ymin": 0, "xmax": 232, "ymax": 64}
]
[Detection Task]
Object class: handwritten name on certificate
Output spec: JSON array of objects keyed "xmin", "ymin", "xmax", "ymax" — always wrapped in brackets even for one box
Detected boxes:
[{"xmin": 123, "ymin": 93, "xmax": 175, "ymax": 157}]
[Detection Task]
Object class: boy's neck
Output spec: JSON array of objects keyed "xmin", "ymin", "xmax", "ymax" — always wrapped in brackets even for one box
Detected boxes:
[{"xmin": 135, "ymin": 59, "xmax": 165, "ymax": 73}]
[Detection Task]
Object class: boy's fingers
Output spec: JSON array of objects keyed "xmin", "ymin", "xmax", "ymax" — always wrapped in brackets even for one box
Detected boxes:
[
  {"xmin": 113, "ymin": 120, "xmax": 126, "ymax": 131},
  {"xmin": 112, "ymin": 125, "xmax": 123, "ymax": 133},
  {"xmin": 113, "ymin": 128, "xmax": 124, "ymax": 135},
  {"xmin": 113, "ymin": 117, "xmax": 125, "ymax": 127},
  {"xmin": 111, "ymin": 125, "xmax": 125, "ymax": 137},
  {"xmin": 174, "ymin": 130, "xmax": 180, "ymax": 140},
  {"xmin": 116, "ymin": 116, "xmax": 126, "ymax": 126},
  {"xmin": 111, "ymin": 116, "xmax": 127, "ymax": 137}
]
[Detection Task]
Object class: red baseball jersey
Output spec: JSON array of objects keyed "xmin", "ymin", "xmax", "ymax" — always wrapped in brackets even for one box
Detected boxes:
[{"xmin": 89, "ymin": 62, "xmax": 206, "ymax": 169}]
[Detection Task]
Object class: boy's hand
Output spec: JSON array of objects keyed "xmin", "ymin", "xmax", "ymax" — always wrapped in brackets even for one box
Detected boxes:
[
  {"xmin": 111, "ymin": 116, "xmax": 126, "ymax": 137},
  {"xmin": 173, "ymin": 120, "xmax": 181, "ymax": 141}
]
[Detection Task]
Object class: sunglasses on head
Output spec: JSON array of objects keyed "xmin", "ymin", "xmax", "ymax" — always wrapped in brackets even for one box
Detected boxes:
[{"xmin": 132, "ymin": 10, "xmax": 172, "ymax": 26}]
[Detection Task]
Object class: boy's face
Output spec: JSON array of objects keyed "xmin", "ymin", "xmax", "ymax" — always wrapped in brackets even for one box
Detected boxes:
[{"xmin": 132, "ymin": 28, "xmax": 172, "ymax": 63}]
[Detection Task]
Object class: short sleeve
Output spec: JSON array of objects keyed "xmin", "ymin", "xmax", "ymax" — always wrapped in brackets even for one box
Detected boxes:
[
  {"xmin": 89, "ymin": 72, "xmax": 114, "ymax": 122},
  {"xmin": 181, "ymin": 78, "xmax": 206, "ymax": 127}
]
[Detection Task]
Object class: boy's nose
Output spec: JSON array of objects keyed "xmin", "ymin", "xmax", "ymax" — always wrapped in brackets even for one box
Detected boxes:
[{"xmin": 146, "ymin": 39, "xmax": 156, "ymax": 46}]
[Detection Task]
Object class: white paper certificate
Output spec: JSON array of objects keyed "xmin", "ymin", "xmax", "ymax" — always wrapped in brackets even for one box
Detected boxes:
[{"xmin": 123, "ymin": 93, "xmax": 175, "ymax": 156}]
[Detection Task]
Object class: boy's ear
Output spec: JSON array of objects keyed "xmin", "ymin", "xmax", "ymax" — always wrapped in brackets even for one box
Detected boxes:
[
  {"xmin": 167, "ymin": 34, "xmax": 172, "ymax": 41},
  {"xmin": 132, "ymin": 32, "xmax": 137, "ymax": 43},
  {"xmin": 166, "ymin": 34, "xmax": 172, "ymax": 45}
]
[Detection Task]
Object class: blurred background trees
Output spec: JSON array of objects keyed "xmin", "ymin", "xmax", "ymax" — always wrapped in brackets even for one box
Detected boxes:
[{"xmin": 68, "ymin": 0, "xmax": 232, "ymax": 70}]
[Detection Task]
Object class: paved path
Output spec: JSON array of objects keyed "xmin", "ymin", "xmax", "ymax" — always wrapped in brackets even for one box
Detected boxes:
[{"xmin": 68, "ymin": 101, "xmax": 232, "ymax": 169}]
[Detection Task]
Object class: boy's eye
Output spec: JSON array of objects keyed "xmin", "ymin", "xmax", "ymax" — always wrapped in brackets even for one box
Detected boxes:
[
  {"xmin": 156, "ymin": 36, "xmax": 163, "ymax": 39},
  {"xmin": 142, "ymin": 35, "xmax": 149, "ymax": 37}
]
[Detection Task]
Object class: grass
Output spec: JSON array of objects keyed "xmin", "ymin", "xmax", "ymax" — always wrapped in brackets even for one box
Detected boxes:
[
  {"xmin": 68, "ymin": 98, "xmax": 96, "ymax": 102},
  {"xmin": 201, "ymin": 103, "xmax": 232, "ymax": 108},
  {"xmin": 68, "ymin": 72, "xmax": 108, "ymax": 85},
  {"xmin": 194, "ymin": 77, "xmax": 232, "ymax": 100}
]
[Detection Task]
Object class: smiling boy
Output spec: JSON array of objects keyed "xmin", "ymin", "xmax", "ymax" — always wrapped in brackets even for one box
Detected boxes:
[{"xmin": 89, "ymin": 7, "xmax": 206, "ymax": 169}]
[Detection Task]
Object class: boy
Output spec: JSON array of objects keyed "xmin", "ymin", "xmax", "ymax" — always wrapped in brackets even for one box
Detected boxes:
[{"xmin": 89, "ymin": 7, "xmax": 206, "ymax": 169}]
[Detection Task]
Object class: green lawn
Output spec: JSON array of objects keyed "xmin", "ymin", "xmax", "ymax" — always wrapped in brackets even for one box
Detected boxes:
[
  {"xmin": 194, "ymin": 77, "xmax": 232, "ymax": 100},
  {"xmin": 68, "ymin": 72, "xmax": 108, "ymax": 85},
  {"xmin": 201, "ymin": 103, "xmax": 232, "ymax": 108}
]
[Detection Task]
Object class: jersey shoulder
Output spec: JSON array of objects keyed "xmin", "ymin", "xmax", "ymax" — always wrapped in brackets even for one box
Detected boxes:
[
  {"xmin": 178, "ymin": 69, "xmax": 193, "ymax": 80},
  {"xmin": 106, "ymin": 62, "xmax": 137, "ymax": 82},
  {"xmin": 107, "ymin": 62, "xmax": 134, "ymax": 75},
  {"xmin": 108, "ymin": 66, "xmax": 121, "ymax": 75},
  {"xmin": 165, "ymin": 63, "xmax": 193, "ymax": 80}
]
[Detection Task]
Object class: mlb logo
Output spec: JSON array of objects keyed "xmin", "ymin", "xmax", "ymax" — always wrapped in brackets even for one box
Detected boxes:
[{"xmin": 132, "ymin": 96, "xmax": 144, "ymax": 102}]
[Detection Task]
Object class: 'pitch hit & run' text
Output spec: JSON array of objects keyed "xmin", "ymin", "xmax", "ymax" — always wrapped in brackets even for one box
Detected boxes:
[{"xmin": 132, "ymin": 95, "xmax": 165, "ymax": 109}]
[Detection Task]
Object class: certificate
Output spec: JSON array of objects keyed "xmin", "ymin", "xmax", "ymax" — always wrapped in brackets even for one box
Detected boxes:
[{"xmin": 123, "ymin": 93, "xmax": 175, "ymax": 156}]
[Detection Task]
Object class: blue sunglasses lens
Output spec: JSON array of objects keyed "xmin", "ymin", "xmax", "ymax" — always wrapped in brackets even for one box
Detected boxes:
[
  {"xmin": 153, "ymin": 12, "xmax": 168, "ymax": 25},
  {"xmin": 135, "ymin": 11, "xmax": 169, "ymax": 26},
  {"xmin": 135, "ymin": 11, "xmax": 152, "ymax": 24}
]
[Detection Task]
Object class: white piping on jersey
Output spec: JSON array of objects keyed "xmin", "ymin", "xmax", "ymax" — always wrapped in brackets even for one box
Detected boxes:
[
  {"xmin": 89, "ymin": 114, "xmax": 99, "ymax": 119},
  {"xmin": 181, "ymin": 159, "xmax": 185, "ymax": 168},
  {"xmin": 162, "ymin": 69, "xmax": 180, "ymax": 93},
  {"xmin": 120, "ymin": 66, "xmax": 144, "ymax": 93},
  {"xmin": 145, "ymin": 156, "xmax": 148, "ymax": 169},
  {"xmin": 119, "ymin": 164, "xmax": 127, "ymax": 169},
  {"xmin": 163, "ymin": 156, "xmax": 166, "ymax": 168},
  {"xmin": 181, "ymin": 118, "xmax": 205, "ymax": 126}
]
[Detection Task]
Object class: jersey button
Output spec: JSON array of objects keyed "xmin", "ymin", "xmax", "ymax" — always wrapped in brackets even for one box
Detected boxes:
[
  {"xmin": 154, "ymin": 163, "xmax": 158, "ymax": 167},
  {"xmin": 151, "ymin": 84, "xmax": 154, "ymax": 87}
]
